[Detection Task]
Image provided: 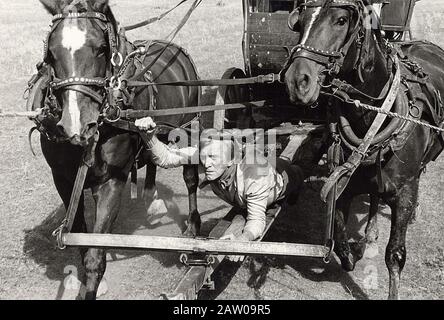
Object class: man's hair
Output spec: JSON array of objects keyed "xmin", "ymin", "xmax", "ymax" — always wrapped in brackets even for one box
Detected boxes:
[{"xmin": 199, "ymin": 129, "xmax": 248, "ymax": 162}]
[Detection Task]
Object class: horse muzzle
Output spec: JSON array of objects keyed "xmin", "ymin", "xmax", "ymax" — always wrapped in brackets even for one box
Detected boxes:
[{"xmin": 57, "ymin": 121, "xmax": 98, "ymax": 147}]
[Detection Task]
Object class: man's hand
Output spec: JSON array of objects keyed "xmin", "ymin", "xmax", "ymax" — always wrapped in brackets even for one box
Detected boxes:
[
  {"xmin": 219, "ymin": 233, "xmax": 250, "ymax": 262},
  {"xmin": 135, "ymin": 117, "xmax": 157, "ymax": 132}
]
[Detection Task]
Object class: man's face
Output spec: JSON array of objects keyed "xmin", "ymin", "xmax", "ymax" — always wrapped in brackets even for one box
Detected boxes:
[{"xmin": 200, "ymin": 140, "xmax": 233, "ymax": 181}]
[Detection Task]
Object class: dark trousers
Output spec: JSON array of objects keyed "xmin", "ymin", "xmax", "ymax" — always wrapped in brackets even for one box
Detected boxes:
[{"xmin": 275, "ymin": 158, "xmax": 304, "ymax": 203}]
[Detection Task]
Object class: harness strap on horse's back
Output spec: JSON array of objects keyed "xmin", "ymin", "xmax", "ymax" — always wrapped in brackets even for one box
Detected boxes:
[{"xmin": 130, "ymin": 0, "xmax": 203, "ymax": 82}]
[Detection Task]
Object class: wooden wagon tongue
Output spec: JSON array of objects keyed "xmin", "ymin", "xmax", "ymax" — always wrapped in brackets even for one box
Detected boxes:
[{"xmin": 59, "ymin": 203, "xmax": 330, "ymax": 301}]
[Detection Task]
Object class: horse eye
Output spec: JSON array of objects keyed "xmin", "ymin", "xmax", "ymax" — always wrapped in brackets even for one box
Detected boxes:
[
  {"xmin": 97, "ymin": 46, "xmax": 107, "ymax": 57},
  {"xmin": 337, "ymin": 17, "xmax": 348, "ymax": 26}
]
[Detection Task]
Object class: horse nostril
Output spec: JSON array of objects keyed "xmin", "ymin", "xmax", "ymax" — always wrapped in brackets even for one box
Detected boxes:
[
  {"xmin": 296, "ymin": 74, "xmax": 311, "ymax": 92},
  {"xmin": 56, "ymin": 123, "xmax": 67, "ymax": 137}
]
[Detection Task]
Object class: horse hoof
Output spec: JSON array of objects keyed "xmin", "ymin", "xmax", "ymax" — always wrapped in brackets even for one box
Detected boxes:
[
  {"xmin": 340, "ymin": 253, "xmax": 356, "ymax": 272},
  {"xmin": 183, "ymin": 222, "xmax": 200, "ymax": 237},
  {"xmin": 97, "ymin": 277, "xmax": 108, "ymax": 298}
]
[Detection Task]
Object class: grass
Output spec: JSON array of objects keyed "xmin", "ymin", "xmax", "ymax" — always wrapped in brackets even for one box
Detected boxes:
[{"xmin": 0, "ymin": 0, "xmax": 443, "ymax": 300}]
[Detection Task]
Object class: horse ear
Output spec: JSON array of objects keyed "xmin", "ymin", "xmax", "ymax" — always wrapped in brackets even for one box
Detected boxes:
[
  {"xmin": 91, "ymin": 0, "xmax": 109, "ymax": 12},
  {"xmin": 40, "ymin": 0, "xmax": 61, "ymax": 15},
  {"xmin": 288, "ymin": 9, "xmax": 301, "ymax": 32}
]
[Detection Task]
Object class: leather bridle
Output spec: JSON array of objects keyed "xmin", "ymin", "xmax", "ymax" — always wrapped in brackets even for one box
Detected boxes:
[
  {"xmin": 43, "ymin": 11, "xmax": 123, "ymax": 117},
  {"xmin": 281, "ymin": 0, "xmax": 366, "ymax": 79}
]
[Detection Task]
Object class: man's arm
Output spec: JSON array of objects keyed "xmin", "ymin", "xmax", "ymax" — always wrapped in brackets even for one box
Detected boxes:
[
  {"xmin": 135, "ymin": 117, "xmax": 198, "ymax": 169},
  {"xmin": 243, "ymin": 186, "xmax": 269, "ymax": 241}
]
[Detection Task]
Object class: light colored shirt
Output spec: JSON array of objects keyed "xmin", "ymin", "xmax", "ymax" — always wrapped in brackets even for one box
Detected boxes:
[{"xmin": 146, "ymin": 135, "xmax": 285, "ymax": 240}]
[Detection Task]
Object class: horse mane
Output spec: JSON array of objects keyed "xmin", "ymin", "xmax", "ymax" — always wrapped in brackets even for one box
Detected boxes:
[
  {"xmin": 103, "ymin": 6, "xmax": 119, "ymax": 34},
  {"xmin": 351, "ymin": 0, "xmax": 387, "ymax": 82}
]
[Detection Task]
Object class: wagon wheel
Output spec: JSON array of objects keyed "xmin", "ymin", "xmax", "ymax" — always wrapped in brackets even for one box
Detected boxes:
[{"xmin": 214, "ymin": 68, "xmax": 252, "ymax": 130}]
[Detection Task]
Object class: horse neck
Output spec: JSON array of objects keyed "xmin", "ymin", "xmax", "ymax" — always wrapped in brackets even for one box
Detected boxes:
[
  {"xmin": 340, "ymin": 30, "xmax": 392, "ymax": 130},
  {"xmin": 346, "ymin": 31, "xmax": 390, "ymax": 102}
]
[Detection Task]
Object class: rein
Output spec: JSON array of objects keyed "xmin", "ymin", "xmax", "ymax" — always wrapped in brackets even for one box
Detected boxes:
[
  {"xmin": 123, "ymin": 0, "xmax": 190, "ymax": 31},
  {"xmin": 52, "ymin": 131, "xmax": 99, "ymax": 249}
]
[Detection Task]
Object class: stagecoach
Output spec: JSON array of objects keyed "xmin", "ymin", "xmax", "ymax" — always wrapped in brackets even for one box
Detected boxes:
[
  {"xmin": 379, "ymin": 0, "xmax": 419, "ymax": 41},
  {"xmin": 215, "ymin": 0, "xmax": 316, "ymax": 130}
]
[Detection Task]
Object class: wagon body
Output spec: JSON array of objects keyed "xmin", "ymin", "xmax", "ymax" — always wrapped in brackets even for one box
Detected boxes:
[
  {"xmin": 380, "ymin": 0, "xmax": 419, "ymax": 40},
  {"xmin": 215, "ymin": 0, "xmax": 326, "ymax": 129},
  {"xmin": 242, "ymin": 0, "xmax": 299, "ymax": 102},
  {"xmin": 242, "ymin": 0, "xmax": 299, "ymax": 78}
]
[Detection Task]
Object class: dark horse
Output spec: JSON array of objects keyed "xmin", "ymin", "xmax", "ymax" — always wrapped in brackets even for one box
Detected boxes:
[
  {"xmin": 37, "ymin": 0, "xmax": 201, "ymax": 299},
  {"xmin": 283, "ymin": 0, "xmax": 444, "ymax": 299}
]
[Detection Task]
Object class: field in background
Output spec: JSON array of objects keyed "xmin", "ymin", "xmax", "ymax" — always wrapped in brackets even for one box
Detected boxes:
[{"xmin": 0, "ymin": 0, "xmax": 443, "ymax": 300}]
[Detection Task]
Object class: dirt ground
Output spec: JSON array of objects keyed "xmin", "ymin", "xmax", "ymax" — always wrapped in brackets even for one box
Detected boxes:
[{"xmin": 0, "ymin": 0, "xmax": 443, "ymax": 300}]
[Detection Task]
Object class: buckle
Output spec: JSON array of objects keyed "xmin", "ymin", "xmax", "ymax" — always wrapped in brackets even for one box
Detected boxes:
[
  {"xmin": 102, "ymin": 104, "xmax": 121, "ymax": 123},
  {"xmin": 108, "ymin": 76, "xmax": 122, "ymax": 91},
  {"xmin": 259, "ymin": 74, "xmax": 278, "ymax": 84}
]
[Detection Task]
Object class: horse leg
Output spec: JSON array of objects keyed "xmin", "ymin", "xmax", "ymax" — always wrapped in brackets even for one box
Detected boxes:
[
  {"xmin": 365, "ymin": 194, "xmax": 380, "ymax": 243},
  {"xmin": 142, "ymin": 161, "xmax": 167, "ymax": 218},
  {"xmin": 354, "ymin": 193, "xmax": 381, "ymax": 260},
  {"xmin": 365, "ymin": 194, "xmax": 380, "ymax": 244},
  {"xmin": 51, "ymin": 170, "xmax": 89, "ymax": 299},
  {"xmin": 83, "ymin": 178, "xmax": 126, "ymax": 300},
  {"xmin": 182, "ymin": 164, "xmax": 201, "ymax": 237},
  {"xmin": 384, "ymin": 180, "xmax": 418, "ymax": 300},
  {"xmin": 333, "ymin": 194, "xmax": 358, "ymax": 271}
]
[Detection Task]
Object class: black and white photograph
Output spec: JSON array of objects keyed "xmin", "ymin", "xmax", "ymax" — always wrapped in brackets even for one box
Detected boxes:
[{"xmin": 0, "ymin": 0, "xmax": 443, "ymax": 302}]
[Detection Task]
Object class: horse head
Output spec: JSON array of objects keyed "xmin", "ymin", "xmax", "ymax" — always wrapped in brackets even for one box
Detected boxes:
[
  {"xmin": 283, "ymin": 0, "xmax": 378, "ymax": 106},
  {"xmin": 40, "ymin": 0, "xmax": 118, "ymax": 146}
]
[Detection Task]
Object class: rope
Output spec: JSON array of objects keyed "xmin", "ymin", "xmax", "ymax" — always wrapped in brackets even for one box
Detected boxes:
[
  {"xmin": 351, "ymin": 99, "xmax": 444, "ymax": 133},
  {"xmin": 0, "ymin": 110, "xmax": 41, "ymax": 118}
]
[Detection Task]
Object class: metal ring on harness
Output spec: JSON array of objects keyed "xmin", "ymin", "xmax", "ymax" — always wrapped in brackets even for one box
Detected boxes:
[
  {"xmin": 179, "ymin": 253, "xmax": 188, "ymax": 265},
  {"xmin": 323, "ymin": 239, "xmax": 335, "ymax": 264},
  {"xmin": 111, "ymin": 52, "xmax": 123, "ymax": 68},
  {"xmin": 409, "ymin": 103, "xmax": 421, "ymax": 118},
  {"xmin": 135, "ymin": 46, "xmax": 147, "ymax": 55},
  {"xmin": 277, "ymin": 69, "xmax": 287, "ymax": 84},
  {"xmin": 102, "ymin": 104, "xmax": 121, "ymax": 123},
  {"xmin": 51, "ymin": 223, "xmax": 67, "ymax": 250},
  {"xmin": 109, "ymin": 76, "xmax": 122, "ymax": 91}
]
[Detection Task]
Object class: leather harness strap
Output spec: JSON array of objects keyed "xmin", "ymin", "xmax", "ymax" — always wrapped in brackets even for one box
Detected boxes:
[
  {"xmin": 124, "ymin": 0, "xmax": 189, "ymax": 31},
  {"xmin": 330, "ymin": 73, "xmax": 393, "ymax": 103},
  {"xmin": 53, "ymin": 132, "xmax": 99, "ymax": 249},
  {"xmin": 125, "ymin": 73, "xmax": 281, "ymax": 88},
  {"xmin": 320, "ymin": 55, "xmax": 402, "ymax": 202}
]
